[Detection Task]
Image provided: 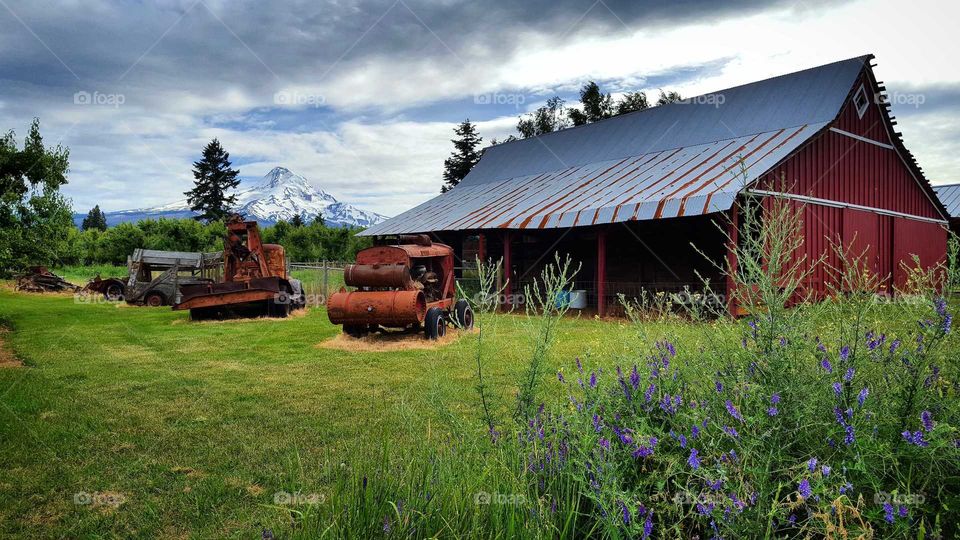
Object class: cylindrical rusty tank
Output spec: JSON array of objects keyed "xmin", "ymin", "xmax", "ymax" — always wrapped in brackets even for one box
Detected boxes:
[
  {"xmin": 327, "ymin": 289, "xmax": 426, "ymax": 327},
  {"xmin": 343, "ymin": 264, "xmax": 413, "ymax": 289}
]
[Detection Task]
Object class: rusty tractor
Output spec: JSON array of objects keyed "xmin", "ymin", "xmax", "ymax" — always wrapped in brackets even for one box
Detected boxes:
[
  {"xmin": 327, "ymin": 235, "xmax": 474, "ymax": 339},
  {"xmin": 173, "ymin": 215, "xmax": 304, "ymax": 319}
]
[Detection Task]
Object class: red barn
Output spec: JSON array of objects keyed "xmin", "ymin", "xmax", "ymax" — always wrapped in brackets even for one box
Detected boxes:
[{"xmin": 362, "ymin": 55, "xmax": 949, "ymax": 315}]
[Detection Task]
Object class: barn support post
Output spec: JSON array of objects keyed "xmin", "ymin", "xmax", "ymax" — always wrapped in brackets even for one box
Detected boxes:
[
  {"xmin": 503, "ymin": 231, "xmax": 512, "ymax": 307},
  {"xmin": 597, "ymin": 229, "xmax": 607, "ymax": 317},
  {"xmin": 477, "ymin": 233, "xmax": 486, "ymax": 266},
  {"xmin": 725, "ymin": 205, "xmax": 739, "ymax": 317}
]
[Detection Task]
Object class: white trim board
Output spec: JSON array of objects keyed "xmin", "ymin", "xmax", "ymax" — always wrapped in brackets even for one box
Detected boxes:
[{"xmin": 745, "ymin": 189, "xmax": 948, "ymax": 225}]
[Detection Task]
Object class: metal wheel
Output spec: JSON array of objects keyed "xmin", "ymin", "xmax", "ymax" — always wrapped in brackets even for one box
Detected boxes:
[{"xmin": 144, "ymin": 292, "xmax": 164, "ymax": 307}]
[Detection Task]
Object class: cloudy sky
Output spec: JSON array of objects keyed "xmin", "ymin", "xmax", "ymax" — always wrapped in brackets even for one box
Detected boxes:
[{"xmin": 1, "ymin": 0, "xmax": 958, "ymax": 216}]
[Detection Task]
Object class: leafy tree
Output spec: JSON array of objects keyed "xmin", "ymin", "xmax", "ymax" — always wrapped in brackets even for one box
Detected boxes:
[
  {"xmin": 0, "ymin": 119, "xmax": 73, "ymax": 274},
  {"xmin": 184, "ymin": 138, "xmax": 240, "ymax": 222},
  {"xmin": 568, "ymin": 81, "xmax": 614, "ymax": 126},
  {"xmin": 81, "ymin": 205, "xmax": 108, "ymax": 231},
  {"xmin": 656, "ymin": 90, "xmax": 683, "ymax": 106},
  {"xmin": 517, "ymin": 97, "xmax": 569, "ymax": 138},
  {"xmin": 290, "ymin": 213, "xmax": 305, "ymax": 227},
  {"xmin": 442, "ymin": 120, "xmax": 483, "ymax": 193},
  {"xmin": 615, "ymin": 91, "xmax": 650, "ymax": 115}
]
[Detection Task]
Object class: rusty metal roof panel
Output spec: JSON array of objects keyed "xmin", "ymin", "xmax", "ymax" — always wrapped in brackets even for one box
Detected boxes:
[
  {"xmin": 933, "ymin": 183, "xmax": 960, "ymax": 217},
  {"xmin": 363, "ymin": 56, "xmax": 871, "ymax": 236}
]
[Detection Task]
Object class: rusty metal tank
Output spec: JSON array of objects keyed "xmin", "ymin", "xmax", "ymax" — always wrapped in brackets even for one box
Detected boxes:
[{"xmin": 327, "ymin": 289, "xmax": 426, "ymax": 326}]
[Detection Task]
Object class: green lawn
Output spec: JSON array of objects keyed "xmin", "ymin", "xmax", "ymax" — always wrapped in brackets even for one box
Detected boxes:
[{"xmin": 0, "ymin": 286, "xmax": 678, "ymax": 538}]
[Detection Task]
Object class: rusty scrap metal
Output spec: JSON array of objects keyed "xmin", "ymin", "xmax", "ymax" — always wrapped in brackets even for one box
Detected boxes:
[{"xmin": 14, "ymin": 267, "xmax": 78, "ymax": 293}]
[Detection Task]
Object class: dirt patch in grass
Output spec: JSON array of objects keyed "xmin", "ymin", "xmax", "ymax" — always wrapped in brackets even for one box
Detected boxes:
[
  {"xmin": 316, "ymin": 328, "xmax": 472, "ymax": 352},
  {"xmin": 0, "ymin": 327, "xmax": 23, "ymax": 368}
]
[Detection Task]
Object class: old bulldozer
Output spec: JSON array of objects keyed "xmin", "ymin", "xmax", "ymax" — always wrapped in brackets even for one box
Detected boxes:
[
  {"xmin": 327, "ymin": 235, "xmax": 473, "ymax": 339},
  {"xmin": 173, "ymin": 215, "xmax": 304, "ymax": 319}
]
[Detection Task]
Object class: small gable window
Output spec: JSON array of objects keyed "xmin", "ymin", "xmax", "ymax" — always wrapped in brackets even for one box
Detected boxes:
[{"xmin": 853, "ymin": 85, "xmax": 869, "ymax": 118}]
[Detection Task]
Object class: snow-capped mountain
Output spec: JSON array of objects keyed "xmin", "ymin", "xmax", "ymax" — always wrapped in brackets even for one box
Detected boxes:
[{"xmin": 87, "ymin": 167, "xmax": 387, "ymax": 228}]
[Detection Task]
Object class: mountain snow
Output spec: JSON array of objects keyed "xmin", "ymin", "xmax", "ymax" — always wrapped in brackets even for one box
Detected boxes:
[{"xmin": 98, "ymin": 167, "xmax": 386, "ymax": 228}]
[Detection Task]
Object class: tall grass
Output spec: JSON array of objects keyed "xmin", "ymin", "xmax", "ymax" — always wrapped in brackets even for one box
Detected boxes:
[{"xmin": 268, "ymin": 205, "xmax": 958, "ymax": 538}]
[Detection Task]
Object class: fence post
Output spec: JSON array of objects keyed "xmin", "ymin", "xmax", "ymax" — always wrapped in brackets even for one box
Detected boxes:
[{"xmin": 322, "ymin": 260, "xmax": 329, "ymax": 302}]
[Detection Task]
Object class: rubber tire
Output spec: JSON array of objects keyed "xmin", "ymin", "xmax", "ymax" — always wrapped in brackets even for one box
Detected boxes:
[
  {"xmin": 453, "ymin": 299, "xmax": 474, "ymax": 330},
  {"xmin": 105, "ymin": 283, "xmax": 124, "ymax": 301},
  {"xmin": 344, "ymin": 325, "xmax": 366, "ymax": 338},
  {"xmin": 424, "ymin": 307, "xmax": 446, "ymax": 340},
  {"xmin": 144, "ymin": 292, "xmax": 165, "ymax": 307},
  {"xmin": 267, "ymin": 299, "xmax": 290, "ymax": 318}
]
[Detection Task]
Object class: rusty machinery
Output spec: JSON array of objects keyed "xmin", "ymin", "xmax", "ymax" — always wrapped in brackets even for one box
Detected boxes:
[
  {"xmin": 173, "ymin": 215, "xmax": 304, "ymax": 319},
  {"xmin": 327, "ymin": 235, "xmax": 474, "ymax": 339}
]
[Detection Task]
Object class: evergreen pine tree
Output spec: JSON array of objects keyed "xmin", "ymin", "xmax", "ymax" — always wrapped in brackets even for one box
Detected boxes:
[
  {"xmin": 290, "ymin": 213, "xmax": 305, "ymax": 227},
  {"xmin": 441, "ymin": 120, "xmax": 482, "ymax": 193},
  {"xmin": 81, "ymin": 204, "xmax": 108, "ymax": 231},
  {"xmin": 184, "ymin": 139, "xmax": 240, "ymax": 222}
]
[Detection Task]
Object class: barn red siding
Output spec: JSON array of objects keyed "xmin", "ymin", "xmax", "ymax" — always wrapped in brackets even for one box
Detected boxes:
[{"xmin": 751, "ymin": 68, "xmax": 946, "ymax": 299}]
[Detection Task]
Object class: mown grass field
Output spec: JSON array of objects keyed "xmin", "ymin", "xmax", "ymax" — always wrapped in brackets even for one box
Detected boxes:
[{"xmin": 0, "ymin": 275, "xmax": 955, "ymax": 538}]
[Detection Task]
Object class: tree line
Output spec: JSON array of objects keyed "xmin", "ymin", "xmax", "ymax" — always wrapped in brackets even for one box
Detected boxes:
[{"xmin": 441, "ymin": 81, "xmax": 682, "ymax": 192}]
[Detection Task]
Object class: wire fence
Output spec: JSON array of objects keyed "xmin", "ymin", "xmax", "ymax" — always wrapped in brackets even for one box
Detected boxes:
[{"xmin": 289, "ymin": 261, "xmax": 351, "ymax": 307}]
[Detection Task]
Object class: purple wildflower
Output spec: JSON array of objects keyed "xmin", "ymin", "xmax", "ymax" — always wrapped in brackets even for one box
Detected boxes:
[
  {"xmin": 707, "ymin": 478, "xmax": 724, "ymax": 491},
  {"xmin": 821, "ymin": 358, "xmax": 833, "ymax": 373},
  {"xmin": 715, "ymin": 380, "xmax": 723, "ymax": 393},
  {"xmin": 771, "ymin": 392, "xmax": 781, "ymax": 404},
  {"xmin": 599, "ymin": 438, "xmax": 611, "ymax": 451},
  {"xmin": 592, "ymin": 414, "xmax": 601, "ymax": 432},
  {"xmin": 844, "ymin": 425, "xmax": 856, "ymax": 446},
  {"xmin": 691, "ymin": 425, "xmax": 700, "ymax": 439},
  {"xmin": 725, "ymin": 400, "xmax": 744, "ymax": 422},
  {"xmin": 619, "ymin": 500, "xmax": 631, "ymax": 525},
  {"xmin": 557, "ymin": 371, "xmax": 565, "ymax": 383},
  {"xmin": 383, "ymin": 515, "xmax": 392, "ymax": 532},
  {"xmin": 589, "ymin": 372, "xmax": 597, "ymax": 388},
  {"xmin": 722, "ymin": 425, "xmax": 739, "ymax": 439},
  {"xmin": 839, "ymin": 345, "xmax": 850, "ymax": 362},
  {"xmin": 642, "ymin": 510, "xmax": 653, "ymax": 539},
  {"xmin": 687, "ymin": 448, "xmax": 701, "ymax": 470},
  {"xmin": 844, "ymin": 367, "xmax": 855, "ymax": 382},
  {"xmin": 644, "ymin": 383, "xmax": 655, "ymax": 403},
  {"xmin": 883, "ymin": 502, "xmax": 894, "ymax": 523},
  {"xmin": 921, "ymin": 410, "xmax": 934, "ymax": 432},
  {"xmin": 629, "ymin": 365, "xmax": 640, "ymax": 389},
  {"xmin": 857, "ymin": 387, "xmax": 869, "ymax": 407},
  {"xmin": 902, "ymin": 430, "xmax": 929, "ymax": 447},
  {"xmin": 821, "ymin": 465, "xmax": 831, "ymax": 477},
  {"xmin": 798, "ymin": 478, "xmax": 811, "ymax": 499},
  {"xmin": 898, "ymin": 505, "xmax": 908, "ymax": 518},
  {"xmin": 767, "ymin": 406, "xmax": 779, "ymax": 416},
  {"xmin": 833, "ymin": 382, "xmax": 842, "ymax": 396},
  {"xmin": 576, "ymin": 357, "xmax": 583, "ymax": 373},
  {"xmin": 807, "ymin": 457, "xmax": 818, "ymax": 472}
]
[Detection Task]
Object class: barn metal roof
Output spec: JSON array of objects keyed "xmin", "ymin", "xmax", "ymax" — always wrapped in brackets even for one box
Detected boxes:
[
  {"xmin": 934, "ymin": 183, "xmax": 960, "ymax": 218},
  {"xmin": 363, "ymin": 56, "xmax": 872, "ymax": 236}
]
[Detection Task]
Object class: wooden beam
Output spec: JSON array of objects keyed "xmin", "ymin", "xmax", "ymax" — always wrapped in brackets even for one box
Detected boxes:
[
  {"xmin": 503, "ymin": 231, "xmax": 512, "ymax": 307},
  {"xmin": 725, "ymin": 206, "xmax": 739, "ymax": 317},
  {"xmin": 597, "ymin": 229, "xmax": 607, "ymax": 317}
]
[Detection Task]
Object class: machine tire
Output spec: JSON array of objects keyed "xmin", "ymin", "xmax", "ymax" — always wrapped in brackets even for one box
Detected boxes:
[
  {"xmin": 453, "ymin": 299, "xmax": 474, "ymax": 330},
  {"xmin": 104, "ymin": 282, "xmax": 125, "ymax": 301},
  {"xmin": 425, "ymin": 307, "xmax": 446, "ymax": 340},
  {"xmin": 344, "ymin": 324, "xmax": 366, "ymax": 338},
  {"xmin": 144, "ymin": 291, "xmax": 165, "ymax": 307},
  {"xmin": 267, "ymin": 299, "xmax": 290, "ymax": 318}
]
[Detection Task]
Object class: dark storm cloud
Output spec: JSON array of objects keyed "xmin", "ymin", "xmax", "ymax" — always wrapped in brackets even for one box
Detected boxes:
[{"xmin": 0, "ymin": 0, "xmax": 847, "ymax": 96}]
